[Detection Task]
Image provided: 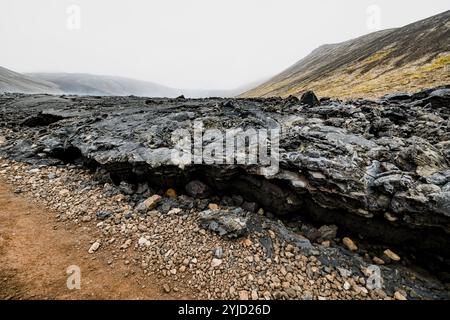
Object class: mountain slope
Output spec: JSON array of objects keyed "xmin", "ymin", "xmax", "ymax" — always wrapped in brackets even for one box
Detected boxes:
[
  {"xmin": 0, "ymin": 67, "xmax": 61, "ymax": 94},
  {"xmin": 241, "ymin": 10, "xmax": 450, "ymax": 99}
]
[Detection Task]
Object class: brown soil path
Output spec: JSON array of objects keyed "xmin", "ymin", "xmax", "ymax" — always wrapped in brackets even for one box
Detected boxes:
[{"xmin": 0, "ymin": 182, "xmax": 186, "ymax": 300}]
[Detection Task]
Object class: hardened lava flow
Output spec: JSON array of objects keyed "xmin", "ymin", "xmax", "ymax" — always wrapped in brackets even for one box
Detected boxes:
[{"xmin": 1, "ymin": 88, "xmax": 450, "ymax": 281}]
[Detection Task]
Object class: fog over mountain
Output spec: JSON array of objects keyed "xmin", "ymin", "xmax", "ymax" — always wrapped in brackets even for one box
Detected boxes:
[
  {"xmin": 25, "ymin": 72, "xmax": 265, "ymax": 98},
  {"xmin": 1, "ymin": 0, "xmax": 449, "ymax": 91},
  {"xmin": 0, "ymin": 66, "xmax": 266, "ymax": 97}
]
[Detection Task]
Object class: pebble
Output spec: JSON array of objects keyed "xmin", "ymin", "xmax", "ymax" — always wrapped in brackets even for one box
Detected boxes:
[
  {"xmin": 96, "ymin": 211, "xmax": 111, "ymax": 220},
  {"xmin": 88, "ymin": 241, "xmax": 101, "ymax": 253},
  {"xmin": 163, "ymin": 284, "xmax": 171, "ymax": 293},
  {"xmin": 394, "ymin": 291, "xmax": 407, "ymax": 300},
  {"xmin": 343, "ymin": 281, "xmax": 351, "ymax": 290},
  {"xmin": 239, "ymin": 290, "xmax": 249, "ymax": 300},
  {"xmin": 337, "ymin": 267, "xmax": 352, "ymax": 278},
  {"xmin": 342, "ymin": 237, "xmax": 358, "ymax": 251},
  {"xmin": 214, "ymin": 247, "xmax": 223, "ymax": 259},
  {"xmin": 138, "ymin": 237, "xmax": 151, "ymax": 247},
  {"xmin": 321, "ymin": 240, "xmax": 330, "ymax": 247},
  {"xmin": 165, "ymin": 188, "xmax": 177, "ymax": 198},
  {"xmin": 48, "ymin": 173, "xmax": 57, "ymax": 180},
  {"xmin": 208, "ymin": 203, "xmax": 219, "ymax": 210},
  {"xmin": 285, "ymin": 244, "xmax": 294, "ymax": 252},
  {"xmin": 167, "ymin": 208, "xmax": 182, "ymax": 215},
  {"xmin": 240, "ymin": 238, "xmax": 253, "ymax": 247},
  {"xmin": 384, "ymin": 249, "xmax": 401, "ymax": 261},
  {"xmin": 372, "ymin": 256, "xmax": 385, "ymax": 265},
  {"xmin": 143, "ymin": 195, "xmax": 162, "ymax": 210},
  {"xmin": 59, "ymin": 189, "xmax": 70, "ymax": 196},
  {"xmin": 211, "ymin": 258, "xmax": 223, "ymax": 268},
  {"xmin": 384, "ymin": 212, "xmax": 398, "ymax": 222}
]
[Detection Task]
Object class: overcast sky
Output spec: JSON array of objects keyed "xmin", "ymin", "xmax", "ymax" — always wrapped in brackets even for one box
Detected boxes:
[{"xmin": 0, "ymin": 0, "xmax": 448, "ymax": 89}]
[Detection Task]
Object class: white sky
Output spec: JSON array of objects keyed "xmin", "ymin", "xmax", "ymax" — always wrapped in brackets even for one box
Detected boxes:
[{"xmin": 0, "ymin": 0, "xmax": 449, "ymax": 89}]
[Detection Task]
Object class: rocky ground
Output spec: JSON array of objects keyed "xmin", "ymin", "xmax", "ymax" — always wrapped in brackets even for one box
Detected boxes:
[
  {"xmin": 0, "ymin": 88, "xmax": 449, "ymax": 300},
  {"xmin": 0, "ymin": 157, "xmax": 448, "ymax": 300}
]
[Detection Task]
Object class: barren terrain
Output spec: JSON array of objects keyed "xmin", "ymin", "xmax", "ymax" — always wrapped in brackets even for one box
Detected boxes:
[{"xmin": 1, "ymin": 87, "xmax": 449, "ymax": 300}]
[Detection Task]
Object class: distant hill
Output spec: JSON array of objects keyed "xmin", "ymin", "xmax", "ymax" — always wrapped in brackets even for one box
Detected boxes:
[
  {"xmin": 26, "ymin": 73, "xmax": 182, "ymax": 98},
  {"xmin": 241, "ymin": 10, "xmax": 450, "ymax": 99},
  {"xmin": 0, "ymin": 66, "xmax": 62, "ymax": 94},
  {"xmin": 26, "ymin": 72, "xmax": 260, "ymax": 98}
]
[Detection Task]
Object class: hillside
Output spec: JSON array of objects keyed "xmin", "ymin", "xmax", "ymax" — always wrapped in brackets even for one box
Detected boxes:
[
  {"xmin": 241, "ymin": 10, "xmax": 450, "ymax": 99},
  {"xmin": 0, "ymin": 66, "xmax": 61, "ymax": 94}
]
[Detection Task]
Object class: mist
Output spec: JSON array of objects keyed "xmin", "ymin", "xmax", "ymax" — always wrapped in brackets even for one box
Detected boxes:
[{"xmin": 1, "ymin": 0, "xmax": 449, "ymax": 90}]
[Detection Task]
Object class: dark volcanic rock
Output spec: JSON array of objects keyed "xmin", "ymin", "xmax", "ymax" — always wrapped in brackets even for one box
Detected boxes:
[
  {"xmin": 242, "ymin": 201, "xmax": 258, "ymax": 213},
  {"xmin": 318, "ymin": 225, "xmax": 338, "ymax": 241},
  {"xmin": 96, "ymin": 210, "xmax": 112, "ymax": 220},
  {"xmin": 185, "ymin": 180, "xmax": 211, "ymax": 199},
  {"xmin": 0, "ymin": 88, "xmax": 450, "ymax": 262}
]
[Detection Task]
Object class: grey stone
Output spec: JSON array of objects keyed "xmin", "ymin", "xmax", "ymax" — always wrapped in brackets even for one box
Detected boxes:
[
  {"xmin": 214, "ymin": 247, "xmax": 224, "ymax": 259},
  {"xmin": 96, "ymin": 211, "xmax": 111, "ymax": 220},
  {"xmin": 198, "ymin": 209, "xmax": 248, "ymax": 238},
  {"xmin": 318, "ymin": 225, "xmax": 338, "ymax": 241}
]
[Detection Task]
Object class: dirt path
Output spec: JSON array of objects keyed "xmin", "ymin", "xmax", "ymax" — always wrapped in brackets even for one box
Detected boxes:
[{"xmin": 0, "ymin": 182, "xmax": 184, "ymax": 300}]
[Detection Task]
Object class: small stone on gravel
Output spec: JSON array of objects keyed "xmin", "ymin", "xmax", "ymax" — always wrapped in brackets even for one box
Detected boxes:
[
  {"xmin": 373, "ymin": 256, "xmax": 385, "ymax": 265},
  {"xmin": 88, "ymin": 241, "xmax": 101, "ymax": 254},
  {"xmin": 211, "ymin": 258, "xmax": 223, "ymax": 268},
  {"xmin": 239, "ymin": 290, "xmax": 249, "ymax": 300},
  {"xmin": 394, "ymin": 291, "xmax": 407, "ymax": 300},
  {"xmin": 384, "ymin": 249, "xmax": 401, "ymax": 261},
  {"xmin": 342, "ymin": 237, "xmax": 358, "ymax": 251}
]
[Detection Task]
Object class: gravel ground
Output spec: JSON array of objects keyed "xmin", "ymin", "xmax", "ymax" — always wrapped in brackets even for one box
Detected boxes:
[{"xmin": 0, "ymin": 156, "xmax": 412, "ymax": 300}]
